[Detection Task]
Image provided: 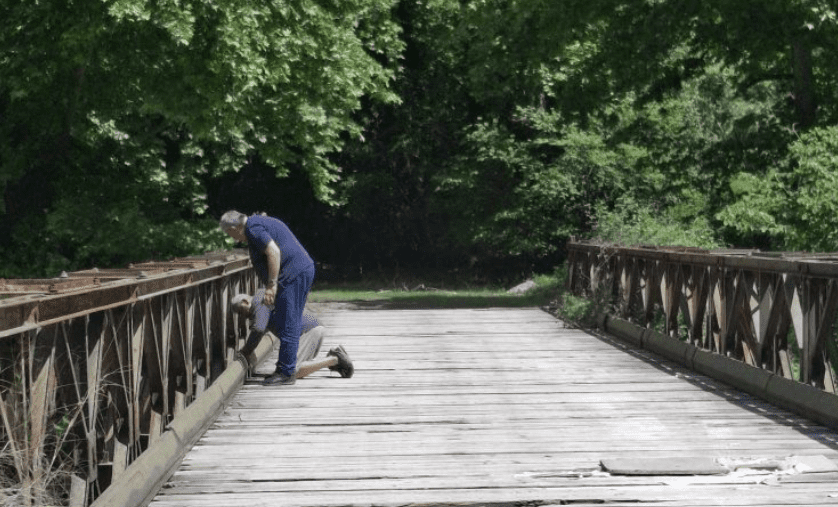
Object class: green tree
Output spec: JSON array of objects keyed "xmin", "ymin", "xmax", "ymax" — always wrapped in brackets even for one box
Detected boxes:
[
  {"xmin": 323, "ymin": 0, "xmax": 474, "ymax": 272},
  {"xmin": 0, "ymin": 0, "xmax": 403, "ymax": 275},
  {"xmin": 719, "ymin": 125, "xmax": 838, "ymax": 251},
  {"xmin": 431, "ymin": 0, "xmax": 838, "ymax": 255}
]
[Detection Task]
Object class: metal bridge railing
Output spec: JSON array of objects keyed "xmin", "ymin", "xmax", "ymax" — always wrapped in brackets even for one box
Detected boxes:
[
  {"xmin": 0, "ymin": 251, "xmax": 256, "ymax": 506},
  {"xmin": 567, "ymin": 240, "xmax": 838, "ymax": 393}
]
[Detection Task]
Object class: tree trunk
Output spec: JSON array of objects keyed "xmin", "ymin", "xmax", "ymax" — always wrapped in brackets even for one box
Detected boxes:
[{"xmin": 792, "ymin": 36, "xmax": 816, "ymax": 130}]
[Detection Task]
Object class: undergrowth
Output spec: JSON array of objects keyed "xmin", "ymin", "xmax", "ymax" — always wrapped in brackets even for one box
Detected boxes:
[{"xmin": 1, "ymin": 357, "xmax": 86, "ymax": 507}]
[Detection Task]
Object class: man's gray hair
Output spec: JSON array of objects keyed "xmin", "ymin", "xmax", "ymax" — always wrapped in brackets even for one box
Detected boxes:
[
  {"xmin": 231, "ymin": 293, "xmax": 251, "ymax": 313},
  {"xmin": 219, "ymin": 210, "xmax": 247, "ymax": 234}
]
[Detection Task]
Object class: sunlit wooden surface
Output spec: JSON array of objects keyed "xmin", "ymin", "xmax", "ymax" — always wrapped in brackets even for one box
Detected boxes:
[{"xmin": 149, "ymin": 304, "xmax": 838, "ymax": 507}]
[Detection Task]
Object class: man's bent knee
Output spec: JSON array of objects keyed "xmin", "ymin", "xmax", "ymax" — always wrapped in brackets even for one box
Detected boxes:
[{"xmin": 297, "ymin": 325, "xmax": 325, "ymax": 363}]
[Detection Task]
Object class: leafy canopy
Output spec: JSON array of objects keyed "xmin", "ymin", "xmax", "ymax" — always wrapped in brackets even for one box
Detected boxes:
[{"xmin": 0, "ymin": 0, "xmax": 403, "ymax": 275}]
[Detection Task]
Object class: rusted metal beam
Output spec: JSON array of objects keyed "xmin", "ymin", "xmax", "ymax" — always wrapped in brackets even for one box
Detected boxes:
[
  {"xmin": 0, "ymin": 250, "xmax": 257, "ymax": 505},
  {"xmin": 568, "ymin": 240, "xmax": 838, "ymax": 394}
]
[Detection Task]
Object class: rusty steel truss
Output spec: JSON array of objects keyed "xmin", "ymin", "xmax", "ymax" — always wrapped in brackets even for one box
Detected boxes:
[
  {"xmin": 567, "ymin": 241, "xmax": 838, "ymax": 393},
  {"xmin": 0, "ymin": 251, "xmax": 256, "ymax": 505}
]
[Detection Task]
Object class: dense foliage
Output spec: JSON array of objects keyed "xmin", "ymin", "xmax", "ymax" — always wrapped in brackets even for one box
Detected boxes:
[
  {"xmin": 1, "ymin": 0, "xmax": 401, "ymax": 276},
  {"xmin": 3, "ymin": 0, "xmax": 838, "ymax": 279}
]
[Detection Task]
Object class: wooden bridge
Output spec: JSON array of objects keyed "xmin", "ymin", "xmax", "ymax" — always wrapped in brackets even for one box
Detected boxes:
[
  {"xmin": 3, "ymin": 242, "xmax": 838, "ymax": 506},
  {"xmin": 146, "ymin": 304, "xmax": 838, "ymax": 507}
]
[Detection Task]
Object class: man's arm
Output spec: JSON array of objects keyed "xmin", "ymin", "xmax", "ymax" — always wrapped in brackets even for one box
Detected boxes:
[
  {"xmin": 239, "ymin": 291, "xmax": 270, "ymax": 362},
  {"xmin": 263, "ymin": 240, "xmax": 281, "ymax": 305},
  {"xmin": 239, "ymin": 328, "xmax": 266, "ymax": 360}
]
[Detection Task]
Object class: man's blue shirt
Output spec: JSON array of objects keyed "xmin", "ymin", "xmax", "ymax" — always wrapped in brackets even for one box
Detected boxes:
[{"xmin": 245, "ymin": 215, "xmax": 314, "ymax": 287}]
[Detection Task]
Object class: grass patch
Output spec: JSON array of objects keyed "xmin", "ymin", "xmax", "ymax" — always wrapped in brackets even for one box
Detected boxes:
[
  {"xmin": 309, "ymin": 264, "xmax": 600, "ymax": 329},
  {"xmin": 309, "ymin": 271, "xmax": 563, "ymax": 310}
]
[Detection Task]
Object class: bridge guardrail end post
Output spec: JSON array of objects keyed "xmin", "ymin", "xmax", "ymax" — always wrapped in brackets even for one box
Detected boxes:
[{"xmin": 595, "ymin": 312, "xmax": 608, "ymax": 330}]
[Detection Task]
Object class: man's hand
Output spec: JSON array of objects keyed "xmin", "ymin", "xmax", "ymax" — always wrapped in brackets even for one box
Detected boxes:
[
  {"xmin": 264, "ymin": 282, "xmax": 277, "ymax": 306},
  {"xmin": 240, "ymin": 329, "xmax": 265, "ymax": 368}
]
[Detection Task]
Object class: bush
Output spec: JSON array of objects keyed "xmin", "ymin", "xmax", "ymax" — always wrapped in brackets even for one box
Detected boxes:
[
  {"xmin": 592, "ymin": 196, "xmax": 722, "ymax": 248},
  {"xmin": 718, "ymin": 125, "xmax": 838, "ymax": 252}
]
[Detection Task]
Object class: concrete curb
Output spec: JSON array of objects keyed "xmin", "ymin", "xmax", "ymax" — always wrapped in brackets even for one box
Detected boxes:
[
  {"xmin": 601, "ymin": 315, "xmax": 838, "ymax": 431},
  {"xmin": 692, "ymin": 348, "xmax": 772, "ymax": 396},
  {"xmin": 90, "ymin": 334, "xmax": 279, "ymax": 507},
  {"xmin": 644, "ymin": 330, "xmax": 697, "ymax": 369},
  {"xmin": 764, "ymin": 375, "xmax": 838, "ymax": 428},
  {"xmin": 601, "ymin": 314, "xmax": 645, "ymax": 348}
]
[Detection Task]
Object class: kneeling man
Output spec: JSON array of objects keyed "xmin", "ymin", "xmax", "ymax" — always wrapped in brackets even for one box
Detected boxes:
[{"xmin": 232, "ymin": 289, "xmax": 353, "ymax": 385}]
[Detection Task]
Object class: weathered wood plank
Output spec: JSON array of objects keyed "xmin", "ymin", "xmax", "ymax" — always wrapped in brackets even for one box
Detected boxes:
[
  {"xmin": 150, "ymin": 484, "xmax": 838, "ymax": 507},
  {"xmin": 149, "ymin": 306, "xmax": 838, "ymax": 507}
]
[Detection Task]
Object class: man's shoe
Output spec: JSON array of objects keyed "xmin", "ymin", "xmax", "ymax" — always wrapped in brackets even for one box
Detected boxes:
[
  {"xmin": 262, "ymin": 371, "xmax": 296, "ymax": 386},
  {"xmin": 327, "ymin": 345, "xmax": 354, "ymax": 378}
]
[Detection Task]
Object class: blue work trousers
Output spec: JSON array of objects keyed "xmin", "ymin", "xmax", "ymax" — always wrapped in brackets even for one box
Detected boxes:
[{"xmin": 268, "ymin": 265, "xmax": 315, "ymax": 376}]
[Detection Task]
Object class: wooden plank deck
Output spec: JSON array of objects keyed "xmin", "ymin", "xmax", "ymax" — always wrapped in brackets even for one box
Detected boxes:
[{"xmin": 149, "ymin": 305, "xmax": 838, "ymax": 507}]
